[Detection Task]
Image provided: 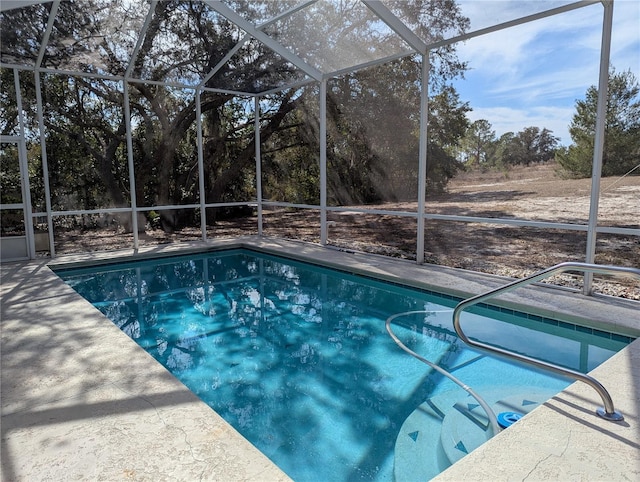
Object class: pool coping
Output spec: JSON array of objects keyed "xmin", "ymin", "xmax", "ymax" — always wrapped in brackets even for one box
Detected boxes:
[{"xmin": 2, "ymin": 236, "xmax": 639, "ymax": 480}]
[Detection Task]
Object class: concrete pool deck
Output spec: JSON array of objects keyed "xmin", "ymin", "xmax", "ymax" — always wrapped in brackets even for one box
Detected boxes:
[{"xmin": 2, "ymin": 236, "xmax": 639, "ymax": 481}]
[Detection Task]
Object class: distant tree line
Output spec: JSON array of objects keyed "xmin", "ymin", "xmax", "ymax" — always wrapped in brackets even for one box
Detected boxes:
[
  {"xmin": 456, "ymin": 121, "xmax": 559, "ymax": 170},
  {"xmin": 455, "ymin": 68, "xmax": 640, "ymax": 178}
]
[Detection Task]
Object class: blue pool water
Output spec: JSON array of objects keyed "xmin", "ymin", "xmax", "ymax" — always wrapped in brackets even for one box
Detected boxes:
[{"xmin": 56, "ymin": 249, "xmax": 632, "ymax": 481}]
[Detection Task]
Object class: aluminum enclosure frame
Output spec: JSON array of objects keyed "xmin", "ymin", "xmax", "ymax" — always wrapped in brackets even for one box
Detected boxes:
[{"xmin": 0, "ymin": 0, "xmax": 632, "ymax": 296}]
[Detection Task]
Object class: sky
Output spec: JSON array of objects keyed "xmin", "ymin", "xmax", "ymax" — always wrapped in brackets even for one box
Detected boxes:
[{"xmin": 450, "ymin": 0, "xmax": 640, "ymax": 145}]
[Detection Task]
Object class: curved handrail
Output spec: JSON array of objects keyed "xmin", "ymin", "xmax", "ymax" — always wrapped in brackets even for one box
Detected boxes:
[
  {"xmin": 386, "ymin": 310, "xmax": 502, "ymax": 436},
  {"xmin": 453, "ymin": 262, "xmax": 640, "ymax": 422}
]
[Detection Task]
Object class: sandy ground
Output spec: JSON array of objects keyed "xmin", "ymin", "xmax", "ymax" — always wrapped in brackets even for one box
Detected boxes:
[{"xmin": 54, "ymin": 163, "xmax": 639, "ymax": 299}]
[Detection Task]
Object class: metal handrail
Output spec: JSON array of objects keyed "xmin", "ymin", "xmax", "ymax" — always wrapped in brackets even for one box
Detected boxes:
[
  {"xmin": 453, "ymin": 261, "xmax": 640, "ymax": 422},
  {"xmin": 386, "ymin": 311, "xmax": 502, "ymax": 437}
]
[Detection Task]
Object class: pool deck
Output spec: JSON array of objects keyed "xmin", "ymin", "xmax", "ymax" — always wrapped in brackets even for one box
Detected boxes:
[{"xmin": 2, "ymin": 236, "xmax": 639, "ymax": 481}]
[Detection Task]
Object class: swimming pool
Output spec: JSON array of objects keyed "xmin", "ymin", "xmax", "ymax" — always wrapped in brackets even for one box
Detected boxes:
[{"xmin": 56, "ymin": 249, "xmax": 632, "ymax": 481}]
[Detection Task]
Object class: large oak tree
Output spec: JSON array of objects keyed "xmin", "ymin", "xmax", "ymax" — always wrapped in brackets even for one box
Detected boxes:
[{"xmin": 1, "ymin": 0, "xmax": 471, "ymax": 230}]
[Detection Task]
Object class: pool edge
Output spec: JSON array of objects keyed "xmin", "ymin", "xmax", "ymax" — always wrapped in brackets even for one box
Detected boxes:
[
  {"xmin": 3, "ymin": 236, "xmax": 639, "ymax": 481},
  {"xmin": 46, "ymin": 236, "xmax": 640, "ymax": 337}
]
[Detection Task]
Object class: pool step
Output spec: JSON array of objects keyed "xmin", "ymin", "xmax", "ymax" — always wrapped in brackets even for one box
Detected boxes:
[
  {"xmin": 394, "ymin": 387, "xmax": 557, "ymax": 481},
  {"xmin": 440, "ymin": 388, "xmax": 556, "ymax": 465},
  {"xmin": 394, "ymin": 390, "xmax": 459, "ymax": 482}
]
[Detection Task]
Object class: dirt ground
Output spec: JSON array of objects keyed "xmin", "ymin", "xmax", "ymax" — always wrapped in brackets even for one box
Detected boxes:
[{"xmin": 55, "ymin": 163, "xmax": 640, "ymax": 299}]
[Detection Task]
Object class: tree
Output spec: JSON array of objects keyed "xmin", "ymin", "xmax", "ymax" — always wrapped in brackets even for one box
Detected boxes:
[
  {"xmin": 557, "ymin": 69, "xmax": 640, "ymax": 178},
  {"xmin": 426, "ymin": 85, "xmax": 471, "ymax": 192},
  {"xmin": 263, "ymin": 62, "xmax": 471, "ymax": 204},
  {"xmin": 498, "ymin": 127, "xmax": 559, "ymax": 166},
  {"xmin": 458, "ymin": 119, "xmax": 497, "ymax": 168},
  {"xmin": 235, "ymin": 1, "xmax": 472, "ymax": 204},
  {"xmin": 0, "ymin": 0, "xmax": 471, "ymax": 228}
]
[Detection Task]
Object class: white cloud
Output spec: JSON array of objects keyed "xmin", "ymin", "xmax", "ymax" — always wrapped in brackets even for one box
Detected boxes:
[
  {"xmin": 610, "ymin": 0, "xmax": 640, "ymax": 74},
  {"xmin": 486, "ymin": 65, "xmax": 600, "ymax": 102},
  {"xmin": 457, "ymin": 3, "xmax": 603, "ymax": 92},
  {"xmin": 457, "ymin": 0, "xmax": 638, "ymax": 88},
  {"xmin": 458, "ymin": 0, "xmax": 579, "ymax": 33},
  {"xmin": 452, "ymin": 0, "xmax": 639, "ymax": 146}
]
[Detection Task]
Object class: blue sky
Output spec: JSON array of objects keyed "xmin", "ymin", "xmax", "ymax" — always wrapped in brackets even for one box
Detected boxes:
[{"xmin": 451, "ymin": 0, "xmax": 640, "ymax": 145}]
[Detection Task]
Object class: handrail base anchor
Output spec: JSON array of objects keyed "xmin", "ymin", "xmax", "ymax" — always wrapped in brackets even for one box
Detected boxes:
[{"xmin": 596, "ymin": 407, "xmax": 624, "ymax": 422}]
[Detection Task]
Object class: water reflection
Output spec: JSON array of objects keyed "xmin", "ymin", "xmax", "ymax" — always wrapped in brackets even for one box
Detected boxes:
[{"xmin": 59, "ymin": 250, "xmax": 629, "ymax": 482}]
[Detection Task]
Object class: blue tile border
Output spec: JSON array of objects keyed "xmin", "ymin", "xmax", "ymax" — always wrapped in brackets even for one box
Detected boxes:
[
  {"xmin": 558, "ymin": 321, "xmax": 575, "ymax": 330},
  {"xmin": 468, "ymin": 298, "xmax": 634, "ymax": 344},
  {"xmin": 61, "ymin": 246, "xmax": 636, "ymax": 346},
  {"xmin": 361, "ymin": 277, "xmax": 636, "ymax": 345},
  {"xmin": 612, "ymin": 333, "xmax": 632, "ymax": 343},
  {"xmin": 593, "ymin": 328, "xmax": 613, "ymax": 339}
]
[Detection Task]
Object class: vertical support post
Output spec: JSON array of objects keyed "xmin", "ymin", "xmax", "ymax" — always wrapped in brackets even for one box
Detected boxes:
[
  {"xmin": 34, "ymin": 71, "xmax": 56, "ymax": 256},
  {"xmin": 320, "ymin": 80, "xmax": 328, "ymax": 245},
  {"xmin": 196, "ymin": 89, "xmax": 207, "ymax": 241},
  {"xmin": 416, "ymin": 53, "xmax": 429, "ymax": 264},
  {"xmin": 123, "ymin": 81, "xmax": 139, "ymax": 249},
  {"xmin": 255, "ymin": 96, "xmax": 263, "ymax": 235},
  {"xmin": 584, "ymin": 0, "xmax": 613, "ymax": 295},
  {"xmin": 14, "ymin": 69, "xmax": 35, "ymax": 259}
]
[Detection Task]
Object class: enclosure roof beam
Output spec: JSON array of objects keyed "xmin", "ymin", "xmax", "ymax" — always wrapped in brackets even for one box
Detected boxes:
[
  {"xmin": 324, "ymin": 49, "xmax": 415, "ymax": 80},
  {"xmin": 128, "ymin": 77, "xmax": 254, "ymax": 97},
  {"xmin": 124, "ymin": 0, "xmax": 158, "ymax": 80},
  {"xmin": 257, "ymin": 0, "xmax": 318, "ymax": 30},
  {"xmin": 0, "ymin": 0, "xmax": 50, "ymax": 12},
  {"xmin": 199, "ymin": 2, "xmax": 318, "ymax": 91},
  {"xmin": 2, "ymin": 52, "xmax": 412, "ymax": 98},
  {"xmin": 203, "ymin": 0, "xmax": 324, "ymax": 81},
  {"xmin": 0, "ymin": 60, "xmax": 257, "ymax": 97},
  {"xmin": 34, "ymin": 0, "xmax": 59, "ymax": 69},
  {"xmin": 7, "ymin": 64, "xmax": 126, "ymax": 82},
  {"xmin": 0, "ymin": 0, "xmax": 606, "ymax": 97},
  {"xmin": 361, "ymin": 0, "xmax": 428, "ymax": 55},
  {"xmin": 258, "ymin": 77, "xmax": 317, "ymax": 97},
  {"xmin": 198, "ymin": 34, "xmax": 250, "ymax": 89},
  {"xmin": 427, "ymin": 0, "xmax": 602, "ymax": 50}
]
